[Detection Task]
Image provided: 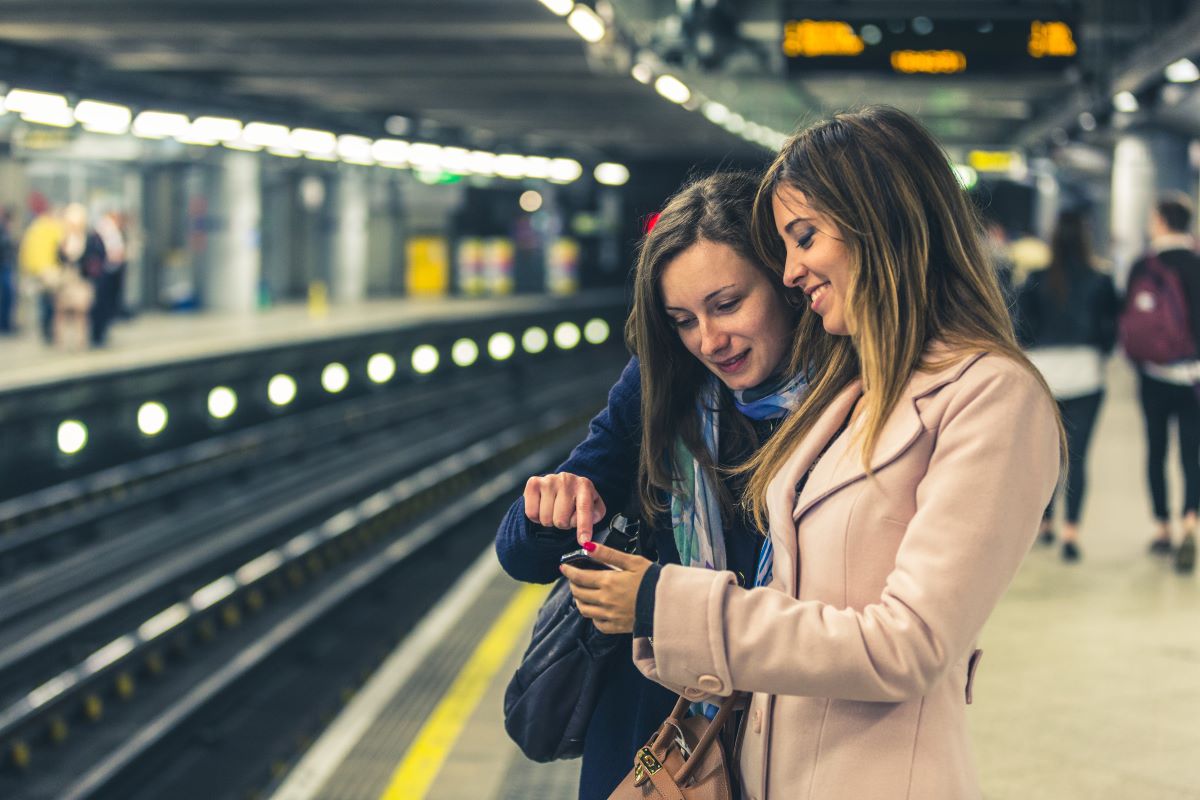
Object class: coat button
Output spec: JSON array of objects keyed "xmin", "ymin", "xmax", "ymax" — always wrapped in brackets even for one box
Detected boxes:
[
  {"xmin": 752, "ymin": 708, "xmax": 762, "ymax": 733},
  {"xmin": 697, "ymin": 674, "xmax": 723, "ymax": 693},
  {"xmin": 683, "ymin": 686, "xmax": 704, "ymax": 700}
]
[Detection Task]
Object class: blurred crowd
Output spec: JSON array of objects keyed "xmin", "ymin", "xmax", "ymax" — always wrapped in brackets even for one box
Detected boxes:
[
  {"xmin": 1010, "ymin": 193, "xmax": 1200, "ymax": 575},
  {"xmin": 0, "ymin": 192, "xmax": 129, "ymax": 349}
]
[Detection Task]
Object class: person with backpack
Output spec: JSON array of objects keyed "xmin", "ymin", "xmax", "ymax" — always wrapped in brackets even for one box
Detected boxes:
[
  {"xmin": 1120, "ymin": 192, "xmax": 1200, "ymax": 573},
  {"xmin": 1018, "ymin": 209, "xmax": 1119, "ymax": 562}
]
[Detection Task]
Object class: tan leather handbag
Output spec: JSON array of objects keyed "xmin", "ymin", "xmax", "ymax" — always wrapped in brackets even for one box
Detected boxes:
[{"xmin": 608, "ymin": 693, "xmax": 745, "ymax": 800}]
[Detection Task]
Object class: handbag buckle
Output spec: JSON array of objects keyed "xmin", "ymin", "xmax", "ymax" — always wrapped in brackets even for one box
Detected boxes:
[{"xmin": 633, "ymin": 747, "xmax": 663, "ymax": 786}]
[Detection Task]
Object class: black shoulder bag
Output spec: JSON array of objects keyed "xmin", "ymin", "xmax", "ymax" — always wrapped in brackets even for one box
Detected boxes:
[{"xmin": 503, "ymin": 514, "xmax": 642, "ymax": 762}]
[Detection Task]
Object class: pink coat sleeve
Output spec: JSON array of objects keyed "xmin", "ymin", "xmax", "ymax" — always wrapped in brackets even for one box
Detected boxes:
[{"xmin": 633, "ymin": 363, "xmax": 1059, "ymax": 702}]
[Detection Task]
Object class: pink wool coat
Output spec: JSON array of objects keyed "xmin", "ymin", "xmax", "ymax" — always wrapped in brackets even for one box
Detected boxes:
[{"xmin": 634, "ymin": 350, "xmax": 1060, "ymax": 800}]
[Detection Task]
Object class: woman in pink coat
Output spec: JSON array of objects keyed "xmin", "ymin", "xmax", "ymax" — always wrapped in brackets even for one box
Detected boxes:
[{"xmin": 562, "ymin": 106, "xmax": 1065, "ymax": 800}]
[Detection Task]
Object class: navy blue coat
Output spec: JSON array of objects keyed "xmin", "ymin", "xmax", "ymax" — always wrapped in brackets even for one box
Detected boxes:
[
  {"xmin": 495, "ymin": 357, "xmax": 765, "ymax": 798},
  {"xmin": 495, "ymin": 358, "xmax": 679, "ymax": 799}
]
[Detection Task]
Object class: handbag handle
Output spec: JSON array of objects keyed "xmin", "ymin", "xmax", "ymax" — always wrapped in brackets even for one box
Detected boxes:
[{"xmin": 646, "ymin": 692, "xmax": 746, "ymax": 787}]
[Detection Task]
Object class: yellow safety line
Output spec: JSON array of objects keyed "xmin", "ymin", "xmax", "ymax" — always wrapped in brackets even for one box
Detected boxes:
[{"xmin": 379, "ymin": 582, "xmax": 550, "ymax": 800}]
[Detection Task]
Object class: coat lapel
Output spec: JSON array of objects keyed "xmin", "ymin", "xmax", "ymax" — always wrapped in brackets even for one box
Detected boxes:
[
  {"xmin": 764, "ymin": 380, "xmax": 863, "ymax": 587},
  {"xmin": 791, "ymin": 349, "xmax": 989, "ymax": 523}
]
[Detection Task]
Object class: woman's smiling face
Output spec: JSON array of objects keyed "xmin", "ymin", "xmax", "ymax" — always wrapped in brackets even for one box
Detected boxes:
[
  {"xmin": 659, "ymin": 239, "xmax": 793, "ymax": 391},
  {"xmin": 771, "ymin": 185, "xmax": 854, "ymax": 336}
]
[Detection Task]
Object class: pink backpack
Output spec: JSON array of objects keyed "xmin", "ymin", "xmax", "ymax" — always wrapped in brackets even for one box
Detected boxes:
[{"xmin": 1119, "ymin": 255, "xmax": 1197, "ymax": 364}]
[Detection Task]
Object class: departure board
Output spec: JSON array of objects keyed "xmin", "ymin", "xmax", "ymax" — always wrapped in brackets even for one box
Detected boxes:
[{"xmin": 782, "ymin": 11, "xmax": 1078, "ymax": 76}]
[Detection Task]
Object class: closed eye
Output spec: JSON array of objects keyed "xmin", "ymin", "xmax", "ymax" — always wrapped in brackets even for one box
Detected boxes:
[
  {"xmin": 671, "ymin": 316, "xmax": 696, "ymax": 329},
  {"xmin": 715, "ymin": 298, "xmax": 741, "ymax": 313},
  {"xmin": 795, "ymin": 228, "xmax": 815, "ymax": 249}
]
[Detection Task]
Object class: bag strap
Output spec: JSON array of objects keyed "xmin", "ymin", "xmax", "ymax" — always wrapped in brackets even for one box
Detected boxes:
[{"xmin": 673, "ymin": 693, "xmax": 744, "ymax": 785}]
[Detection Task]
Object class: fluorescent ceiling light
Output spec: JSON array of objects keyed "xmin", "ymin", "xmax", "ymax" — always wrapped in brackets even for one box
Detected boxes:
[
  {"xmin": 654, "ymin": 75, "xmax": 691, "ymax": 105},
  {"xmin": 495, "ymin": 154, "xmax": 526, "ymax": 179},
  {"xmin": 242, "ymin": 121, "xmax": 291, "ymax": 149},
  {"xmin": 5, "ymin": 89, "xmax": 68, "ymax": 115},
  {"xmin": 371, "ymin": 138, "xmax": 410, "ymax": 164},
  {"xmin": 1165, "ymin": 58, "xmax": 1200, "ymax": 83},
  {"xmin": 74, "ymin": 100, "xmax": 131, "ymax": 134},
  {"xmin": 440, "ymin": 146, "xmax": 471, "ymax": 173},
  {"xmin": 337, "ymin": 134, "xmax": 374, "ymax": 164},
  {"xmin": 133, "ymin": 110, "xmax": 189, "ymax": 139},
  {"xmin": 188, "ymin": 116, "xmax": 243, "ymax": 142},
  {"xmin": 538, "ymin": 0, "xmax": 573, "ymax": 15},
  {"xmin": 22, "ymin": 107, "xmax": 76, "ymax": 127},
  {"xmin": 1113, "ymin": 91, "xmax": 1139, "ymax": 113},
  {"xmin": 567, "ymin": 6, "xmax": 606, "ymax": 43},
  {"xmin": 467, "ymin": 150, "xmax": 498, "ymax": 175},
  {"xmin": 702, "ymin": 102, "xmax": 730, "ymax": 124},
  {"xmin": 523, "ymin": 156, "xmax": 552, "ymax": 180},
  {"xmin": 290, "ymin": 128, "xmax": 337, "ymax": 155},
  {"xmin": 594, "ymin": 162, "xmax": 630, "ymax": 186},
  {"xmin": 408, "ymin": 142, "xmax": 443, "ymax": 167},
  {"xmin": 549, "ymin": 158, "xmax": 583, "ymax": 183}
]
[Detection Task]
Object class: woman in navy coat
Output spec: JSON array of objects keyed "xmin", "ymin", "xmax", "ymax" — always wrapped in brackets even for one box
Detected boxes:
[{"xmin": 495, "ymin": 171, "xmax": 805, "ymax": 798}]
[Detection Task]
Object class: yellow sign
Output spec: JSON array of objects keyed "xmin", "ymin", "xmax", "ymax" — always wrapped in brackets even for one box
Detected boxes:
[
  {"xmin": 1027, "ymin": 21, "xmax": 1076, "ymax": 58},
  {"xmin": 783, "ymin": 20, "xmax": 865, "ymax": 58},
  {"xmin": 968, "ymin": 150, "xmax": 1020, "ymax": 172},
  {"xmin": 406, "ymin": 236, "xmax": 450, "ymax": 297},
  {"xmin": 891, "ymin": 50, "xmax": 966, "ymax": 74}
]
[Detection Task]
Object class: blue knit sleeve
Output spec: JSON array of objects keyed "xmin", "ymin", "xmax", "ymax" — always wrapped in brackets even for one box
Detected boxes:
[{"xmin": 494, "ymin": 357, "xmax": 643, "ymax": 584}]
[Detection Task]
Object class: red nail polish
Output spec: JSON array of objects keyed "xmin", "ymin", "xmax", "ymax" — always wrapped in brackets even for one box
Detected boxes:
[{"xmin": 582, "ymin": 541, "xmax": 596, "ymax": 552}]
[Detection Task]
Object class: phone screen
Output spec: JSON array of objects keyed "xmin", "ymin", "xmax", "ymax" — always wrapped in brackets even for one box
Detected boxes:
[{"xmin": 560, "ymin": 548, "xmax": 621, "ymax": 571}]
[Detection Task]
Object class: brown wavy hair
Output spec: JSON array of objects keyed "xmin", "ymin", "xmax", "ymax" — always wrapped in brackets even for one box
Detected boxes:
[
  {"xmin": 625, "ymin": 171, "xmax": 804, "ymax": 519},
  {"xmin": 742, "ymin": 106, "xmax": 1065, "ymax": 530}
]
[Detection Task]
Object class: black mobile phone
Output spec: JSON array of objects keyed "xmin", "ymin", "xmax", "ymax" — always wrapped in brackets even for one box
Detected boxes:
[{"xmin": 560, "ymin": 548, "xmax": 621, "ymax": 571}]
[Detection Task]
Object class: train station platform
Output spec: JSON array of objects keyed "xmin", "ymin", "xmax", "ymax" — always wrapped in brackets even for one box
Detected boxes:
[
  {"xmin": 269, "ymin": 359, "xmax": 1200, "ymax": 800},
  {"xmin": 0, "ymin": 292, "xmax": 622, "ymax": 393}
]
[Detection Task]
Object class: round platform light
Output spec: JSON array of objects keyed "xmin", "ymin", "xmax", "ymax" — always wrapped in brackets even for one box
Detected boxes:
[
  {"xmin": 321, "ymin": 362, "xmax": 350, "ymax": 394},
  {"xmin": 584, "ymin": 318, "xmax": 611, "ymax": 345},
  {"xmin": 137, "ymin": 401, "xmax": 169, "ymax": 437},
  {"xmin": 451, "ymin": 338, "xmax": 479, "ymax": 367},
  {"xmin": 411, "ymin": 345, "xmax": 440, "ymax": 375},
  {"xmin": 519, "ymin": 190, "xmax": 543, "ymax": 213},
  {"xmin": 57, "ymin": 420, "xmax": 88, "ymax": 455},
  {"xmin": 208, "ymin": 387, "xmax": 238, "ymax": 419},
  {"xmin": 367, "ymin": 353, "xmax": 396, "ymax": 384},
  {"xmin": 268, "ymin": 374, "xmax": 297, "ymax": 406},
  {"xmin": 522, "ymin": 326, "xmax": 549, "ymax": 354},
  {"xmin": 488, "ymin": 332, "xmax": 516, "ymax": 361},
  {"xmin": 554, "ymin": 322, "xmax": 582, "ymax": 350}
]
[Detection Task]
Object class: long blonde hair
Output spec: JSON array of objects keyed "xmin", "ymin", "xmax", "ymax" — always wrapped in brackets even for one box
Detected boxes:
[{"xmin": 743, "ymin": 106, "xmax": 1065, "ymax": 530}]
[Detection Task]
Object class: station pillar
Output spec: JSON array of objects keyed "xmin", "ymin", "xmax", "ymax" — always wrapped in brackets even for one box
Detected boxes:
[
  {"xmin": 210, "ymin": 151, "xmax": 262, "ymax": 313},
  {"xmin": 333, "ymin": 166, "xmax": 370, "ymax": 304},
  {"xmin": 1110, "ymin": 127, "xmax": 1192, "ymax": 287}
]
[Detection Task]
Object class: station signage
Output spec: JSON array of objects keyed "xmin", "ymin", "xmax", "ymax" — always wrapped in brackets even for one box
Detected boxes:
[{"xmin": 782, "ymin": 9, "xmax": 1077, "ymax": 76}]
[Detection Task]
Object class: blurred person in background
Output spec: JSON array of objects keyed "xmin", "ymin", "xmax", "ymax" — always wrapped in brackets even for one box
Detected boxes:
[
  {"xmin": 0, "ymin": 207, "xmax": 16, "ymax": 335},
  {"xmin": 1018, "ymin": 209, "xmax": 1119, "ymax": 562},
  {"xmin": 95, "ymin": 210, "xmax": 128, "ymax": 328},
  {"xmin": 1123, "ymin": 193, "xmax": 1200, "ymax": 573},
  {"xmin": 1008, "ymin": 226, "xmax": 1052, "ymax": 287},
  {"xmin": 980, "ymin": 210, "xmax": 1016, "ymax": 313},
  {"xmin": 56, "ymin": 203, "xmax": 105, "ymax": 350},
  {"xmin": 18, "ymin": 192, "xmax": 63, "ymax": 345}
]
